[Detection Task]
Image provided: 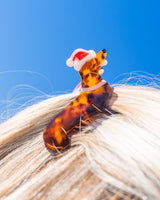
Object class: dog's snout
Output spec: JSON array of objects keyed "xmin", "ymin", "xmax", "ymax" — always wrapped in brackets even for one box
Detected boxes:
[{"xmin": 102, "ymin": 49, "xmax": 106, "ymax": 53}]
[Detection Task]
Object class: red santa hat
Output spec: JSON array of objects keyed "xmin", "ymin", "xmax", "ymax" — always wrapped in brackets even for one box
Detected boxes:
[{"xmin": 66, "ymin": 48, "xmax": 96, "ymax": 71}]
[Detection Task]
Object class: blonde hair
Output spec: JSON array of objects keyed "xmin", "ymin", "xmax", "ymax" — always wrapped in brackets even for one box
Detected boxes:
[{"xmin": 0, "ymin": 85, "xmax": 160, "ymax": 200}]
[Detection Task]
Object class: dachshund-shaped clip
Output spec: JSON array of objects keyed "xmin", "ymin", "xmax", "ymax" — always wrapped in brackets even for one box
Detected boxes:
[{"xmin": 43, "ymin": 49, "xmax": 113, "ymax": 152}]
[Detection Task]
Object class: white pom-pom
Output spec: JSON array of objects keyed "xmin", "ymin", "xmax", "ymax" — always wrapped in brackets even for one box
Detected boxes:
[{"xmin": 66, "ymin": 58, "xmax": 73, "ymax": 67}]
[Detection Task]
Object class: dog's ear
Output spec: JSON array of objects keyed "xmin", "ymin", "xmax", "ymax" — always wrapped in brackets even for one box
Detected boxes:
[{"xmin": 94, "ymin": 49, "xmax": 107, "ymax": 66}]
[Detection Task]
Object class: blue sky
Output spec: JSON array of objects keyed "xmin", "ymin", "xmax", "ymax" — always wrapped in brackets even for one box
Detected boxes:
[{"xmin": 0, "ymin": 0, "xmax": 159, "ymax": 117}]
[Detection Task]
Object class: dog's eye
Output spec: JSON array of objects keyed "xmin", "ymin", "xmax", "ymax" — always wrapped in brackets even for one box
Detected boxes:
[{"xmin": 85, "ymin": 74, "xmax": 89, "ymax": 79}]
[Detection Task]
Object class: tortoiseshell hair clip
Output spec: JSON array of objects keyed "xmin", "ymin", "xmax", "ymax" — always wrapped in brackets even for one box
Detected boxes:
[{"xmin": 43, "ymin": 48, "xmax": 114, "ymax": 152}]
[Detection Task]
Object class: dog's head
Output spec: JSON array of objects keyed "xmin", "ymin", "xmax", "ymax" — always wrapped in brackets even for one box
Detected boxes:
[{"xmin": 79, "ymin": 49, "xmax": 107, "ymax": 87}]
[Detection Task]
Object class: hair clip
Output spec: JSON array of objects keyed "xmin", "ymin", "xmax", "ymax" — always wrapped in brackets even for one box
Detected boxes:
[{"xmin": 43, "ymin": 48, "xmax": 113, "ymax": 152}]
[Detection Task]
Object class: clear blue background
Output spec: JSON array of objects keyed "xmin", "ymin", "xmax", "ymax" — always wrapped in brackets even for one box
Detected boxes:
[{"xmin": 0, "ymin": 0, "xmax": 159, "ymax": 118}]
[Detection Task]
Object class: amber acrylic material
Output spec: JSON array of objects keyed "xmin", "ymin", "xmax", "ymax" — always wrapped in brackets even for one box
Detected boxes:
[{"xmin": 43, "ymin": 49, "xmax": 113, "ymax": 152}]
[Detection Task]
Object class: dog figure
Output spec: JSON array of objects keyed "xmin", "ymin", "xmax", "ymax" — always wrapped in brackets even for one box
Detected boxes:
[{"xmin": 43, "ymin": 49, "xmax": 113, "ymax": 152}]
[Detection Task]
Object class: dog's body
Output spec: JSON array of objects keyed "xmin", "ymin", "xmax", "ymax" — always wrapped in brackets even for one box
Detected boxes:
[{"xmin": 43, "ymin": 49, "xmax": 113, "ymax": 152}]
